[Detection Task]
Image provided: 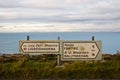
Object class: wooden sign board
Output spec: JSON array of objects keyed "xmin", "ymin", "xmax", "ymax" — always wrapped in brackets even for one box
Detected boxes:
[
  {"xmin": 19, "ymin": 40, "xmax": 60, "ymax": 55},
  {"xmin": 61, "ymin": 41, "xmax": 102, "ymax": 60},
  {"xmin": 19, "ymin": 40, "xmax": 102, "ymax": 60}
]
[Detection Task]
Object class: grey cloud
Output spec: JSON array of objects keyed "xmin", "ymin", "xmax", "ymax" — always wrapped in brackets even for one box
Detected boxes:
[
  {"xmin": 0, "ymin": 0, "xmax": 120, "ymax": 32},
  {"xmin": 0, "ymin": 26, "xmax": 4, "ymax": 28},
  {"xmin": 0, "ymin": 0, "xmax": 22, "ymax": 8}
]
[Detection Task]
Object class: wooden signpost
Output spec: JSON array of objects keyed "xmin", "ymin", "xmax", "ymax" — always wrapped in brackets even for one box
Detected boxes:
[
  {"xmin": 19, "ymin": 36, "xmax": 102, "ymax": 61},
  {"xmin": 61, "ymin": 41, "xmax": 101, "ymax": 60},
  {"xmin": 19, "ymin": 40, "xmax": 60, "ymax": 55}
]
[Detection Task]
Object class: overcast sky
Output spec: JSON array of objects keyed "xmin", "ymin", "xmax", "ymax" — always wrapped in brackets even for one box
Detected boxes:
[{"xmin": 0, "ymin": 0, "xmax": 120, "ymax": 32}]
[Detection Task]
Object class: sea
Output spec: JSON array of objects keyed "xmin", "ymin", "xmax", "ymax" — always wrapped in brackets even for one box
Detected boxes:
[{"xmin": 0, "ymin": 32, "xmax": 120, "ymax": 54}]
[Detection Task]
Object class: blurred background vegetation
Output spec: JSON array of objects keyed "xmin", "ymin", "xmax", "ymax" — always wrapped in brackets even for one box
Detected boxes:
[{"xmin": 0, "ymin": 53, "xmax": 120, "ymax": 79}]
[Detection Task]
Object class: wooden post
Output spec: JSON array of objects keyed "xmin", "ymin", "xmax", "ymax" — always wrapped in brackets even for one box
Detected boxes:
[
  {"xmin": 26, "ymin": 35, "xmax": 30, "ymax": 60},
  {"xmin": 92, "ymin": 36, "xmax": 95, "ymax": 63},
  {"xmin": 92, "ymin": 36, "xmax": 95, "ymax": 41},
  {"xmin": 57, "ymin": 36, "xmax": 60, "ymax": 66},
  {"xmin": 27, "ymin": 35, "xmax": 30, "ymax": 41}
]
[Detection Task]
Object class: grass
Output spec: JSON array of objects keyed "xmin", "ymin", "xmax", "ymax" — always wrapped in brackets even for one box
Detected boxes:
[{"xmin": 0, "ymin": 55, "xmax": 120, "ymax": 79}]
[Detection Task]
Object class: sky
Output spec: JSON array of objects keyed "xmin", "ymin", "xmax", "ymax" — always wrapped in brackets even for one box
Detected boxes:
[{"xmin": 0, "ymin": 0, "xmax": 120, "ymax": 32}]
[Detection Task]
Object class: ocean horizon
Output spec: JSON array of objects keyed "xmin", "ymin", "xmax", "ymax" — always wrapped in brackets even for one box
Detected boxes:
[{"xmin": 0, "ymin": 32, "xmax": 120, "ymax": 54}]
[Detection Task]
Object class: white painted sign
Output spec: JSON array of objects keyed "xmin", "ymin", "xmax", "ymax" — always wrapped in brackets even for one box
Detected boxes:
[
  {"xmin": 61, "ymin": 41, "xmax": 101, "ymax": 60},
  {"xmin": 19, "ymin": 40, "xmax": 102, "ymax": 60},
  {"xmin": 19, "ymin": 41, "xmax": 60, "ymax": 54}
]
